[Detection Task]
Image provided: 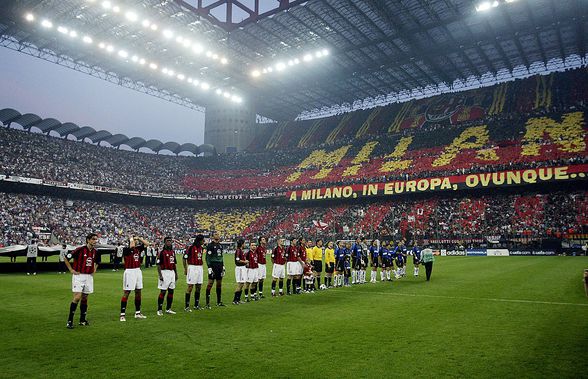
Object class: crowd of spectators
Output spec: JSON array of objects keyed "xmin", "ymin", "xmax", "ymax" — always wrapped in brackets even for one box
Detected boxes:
[
  {"xmin": 0, "ymin": 69, "xmax": 586, "ymax": 198},
  {"xmin": 1, "ymin": 191, "xmax": 585, "ymax": 249}
]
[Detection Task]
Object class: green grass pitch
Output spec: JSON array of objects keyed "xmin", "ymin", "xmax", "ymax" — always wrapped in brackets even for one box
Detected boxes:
[{"xmin": 0, "ymin": 256, "xmax": 586, "ymax": 378}]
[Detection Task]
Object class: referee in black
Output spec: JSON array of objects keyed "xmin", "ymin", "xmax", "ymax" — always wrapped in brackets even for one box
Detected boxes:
[{"xmin": 205, "ymin": 231, "xmax": 226, "ymax": 308}]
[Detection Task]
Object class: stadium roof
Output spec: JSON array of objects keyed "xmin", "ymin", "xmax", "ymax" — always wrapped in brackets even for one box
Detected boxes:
[
  {"xmin": 0, "ymin": 107, "xmax": 216, "ymax": 155},
  {"xmin": 0, "ymin": 0, "xmax": 586, "ymax": 121}
]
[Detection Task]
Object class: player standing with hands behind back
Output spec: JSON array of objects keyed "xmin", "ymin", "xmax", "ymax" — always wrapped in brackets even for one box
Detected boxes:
[
  {"xmin": 65, "ymin": 233, "xmax": 99, "ymax": 329},
  {"xmin": 205, "ymin": 231, "xmax": 226, "ymax": 308}
]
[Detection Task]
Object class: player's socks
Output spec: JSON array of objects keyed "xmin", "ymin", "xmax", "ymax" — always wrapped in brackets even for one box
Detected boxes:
[
  {"xmin": 68, "ymin": 302, "xmax": 78, "ymax": 323},
  {"xmin": 244, "ymin": 288, "xmax": 249, "ymax": 300},
  {"xmin": 380, "ymin": 271, "xmax": 385, "ymax": 281},
  {"xmin": 120, "ymin": 297, "xmax": 128, "ymax": 316},
  {"xmin": 286, "ymin": 278, "xmax": 291, "ymax": 294},
  {"xmin": 134, "ymin": 295, "xmax": 141, "ymax": 313},
  {"xmin": 166, "ymin": 290, "xmax": 174, "ymax": 310},
  {"xmin": 279, "ymin": 280, "xmax": 284, "ymax": 293},
  {"xmin": 238, "ymin": 290, "xmax": 243, "ymax": 301},
  {"xmin": 80, "ymin": 298, "xmax": 88, "ymax": 322},
  {"xmin": 157, "ymin": 292, "xmax": 164, "ymax": 311},
  {"xmin": 216, "ymin": 286, "xmax": 222, "ymax": 304},
  {"xmin": 185, "ymin": 293, "xmax": 190, "ymax": 308},
  {"xmin": 194, "ymin": 287, "xmax": 201, "ymax": 307},
  {"xmin": 351, "ymin": 271, "xmax": 356, "ymax": 284},
  {"xmin": 205, "ymin": 286, "xmax": 211, "ymax": 305},
  {"xmin": 271, "ymin": 281, "xmax": 276, "ymax": 292},
  {"xmin": 233, "ymin": 291, "xmax": 239, "ymax": 303},
  {"xmin": 258, "ymin": 280, "xmax": 264, "ymax": 295}
]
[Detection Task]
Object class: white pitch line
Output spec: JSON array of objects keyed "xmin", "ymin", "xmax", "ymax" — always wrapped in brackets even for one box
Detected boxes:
[{"xmin": 329, "ymin": 289, "xmax": 588, "ymax": 307}]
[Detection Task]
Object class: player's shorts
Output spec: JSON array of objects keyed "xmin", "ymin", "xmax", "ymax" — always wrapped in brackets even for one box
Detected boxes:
[
  {"xmin": 246, "ymin": 268, "xmax": 259, "ymax": 283},
  {"xmin": 371, "ymin": 260, "xmax": 379, "ymax": 268},
  {"xmin": 312, "ymin": 260, "xmax": 323, "ymax": 273},
  {"xmin": 123, "ymin": 268, "xmax": 143, "ymax": 291},
  {"xmin": 325, "ymin": 262, "xmax": 335, "ymax": 274},
  {"xmin": 186, "ymin": 265, "xmax": 204, "ymax": 285},
  {"xmin": 158, "ymin": 269, "xmax": 176, "ymax": 290},
  {"xmin": 413, "ymin": 256, "xmax": 421, "ymax": 265},
  {"xmin": 208, "ymin": 262, "xmax": 223, "ymax": 280},
  {"xmin": 287, "ymin": 261, "xmax": 303, "ymax": 276},
  {"xmin": 360, "ymin": 257, "xmax": 368, "ymax": 268},
  {"xmin": 258, "ymin": 263, "xmax": 267, "ymax": 280},
  {"xmin": 396, "ymin": 257, "xmax": 404, "ymax": 266},
  {"xmin": 72, "ymin": 273, "xmax": 94, "ymax": 294},
  {"xmin": 335, "ymin": 260, "xmax": 344, "ymax": 272},
  {"xmin": 235, "ymin": 266, "xmax": 247, "ymax": 283},
  {"xmin": 272, "ymin": 263, "xmax": 285, "ymax": 279},
  {"xmin": 351, "ymin": 257, "xmax": 358, "ymax": 269},
  {"xmin": 381, "ymin": 258, "xmax": 390, "ymax": 268}
]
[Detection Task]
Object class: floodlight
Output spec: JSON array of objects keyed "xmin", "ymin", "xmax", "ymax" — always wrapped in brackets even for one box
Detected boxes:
[
  {"xmin": 149, "ymin": 62, "xmax": 158, "ymax": 69},
  {"xmin": 57, "ymin": 26, "xmax": 68, "ymax": 34},
  {"xmin": 201, "ymin": 82, "xmax": 210, "ymax": 90},
  {"xmin": 125, "ymin": 11, "xmax": 138, "ymax": 22},
  {"xmin": 322, "ymin": 49, "xmax": 329, "ymax": 56},
  {"xmin": 25, "ymin": 13, "xmax": 35, "ymax": 22},
  {"xmin": 177, "ymin": 74, "xmax": 185, "ymax": 80},
  {"xmin": 162, "ymin": 68, "xmax": 169, "ymax": 74},
  {"xmin": 215, "ymin": 89, "xmax": 222, "ymax": 95},
  {"xmin": 220, "ymin": 57, "xmax": 228, "ymax": 65},
  {"xmin": 131, "ymin": 55, "xmax": 139, "ymax": 62},
  {"xmin": 315, "ymin": 51, "xmax": 323, "ymax": 58},
  {"xmin": 276, "ymin": 62, "xmax": 286, "ymax": 71},
  {"xmin": 150, "ymin": 24, "xmax": 158, "ymax": 31},
  {"xmin": 223, "ymin": 92, "xmax": 231, "ymax": 98},
  {"xmin": 98, "ymin": 42, "xmax": 106, "ymax": 48},
  {"xmin": 141, "ymin": 19, "xmax": 151, "ymax": 27},
  {"xmin": 303, "ymin": 54, "xmax": 313, "ymax": 62},
  {"xmin": 69, "ymin": 30, "xmax": 78, "ymax": 38},
  {"xmin": 192, "ymin": 44, "xmax": 204, "ymax": 54},
  {"xmin": 163, "ymin": 29, "xmax": 174, "ymax": 39},
  {"xmin": 101, "ymin": 1, "xmax": 111, "ymax": 9},
  {"xmin": 138, "ymin": 58, "xmax": 145, "ymax": 65},
  {"xmin": 106, "ymin": 45, "xmax": 114, "ymax": 53},
  {"xmin": 82, "ymin": 36, "xmax": 93, "ymax": 44},
  {"xmin": 118, "ymin": 50, "xmax": 128, "ymax": 58},
  {"xmin": 112, "ymin": 6, "xmax": 120, "ymax": 13},
  {"xmin": 251, "ymin": 70, "xmax": 261, "ymax": 77},
  {"xmin": 41, "ymin": 19, "xmax": 53, "ymax": 28}
]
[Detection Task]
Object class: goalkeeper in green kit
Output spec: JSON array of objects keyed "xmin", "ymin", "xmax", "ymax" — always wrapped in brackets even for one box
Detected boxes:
[{"xmin": 205, "ymin": 231, "xmax": 226, "ymax": 308}]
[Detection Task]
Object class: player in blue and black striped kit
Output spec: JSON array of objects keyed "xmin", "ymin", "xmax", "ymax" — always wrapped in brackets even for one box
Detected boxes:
[
  {"xmin": 379, "ymin": 241, "xmax": 392, "ymax": 282},
  {"xmin": 334, "ymin": 241, "xmax": 345, "ymax": 287},
  {"xmin": 411, "ymin": 242, "xmax": 422, "ymax": 277},
  {"xmin": 369, "ymin": 240, "xmax": 379, "ymax": 283}
]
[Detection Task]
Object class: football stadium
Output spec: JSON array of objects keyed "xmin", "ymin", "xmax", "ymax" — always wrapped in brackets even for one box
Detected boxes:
[{"xmin": 0, "ymin": 0, "xmax": 587, "ymax": 377}]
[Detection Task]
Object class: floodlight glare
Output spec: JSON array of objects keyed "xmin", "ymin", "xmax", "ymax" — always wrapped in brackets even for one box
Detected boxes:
[
  {"xmin": 41, "ymin": 19, "xmax": 53, "ymax": 28},
  {"xmin": 125, "ymin": 11, "xmax": 138, "ymax": 22},
  {"xmin": 187, "ymin": 78, "xmax": 193, "ymax": 83},
  {"xmin": 177, "ymin": 74, "xmax": 185, "ymax": 80},
  {"xmin": 182, "ymin": 39, "xmax": 191, "ymax": 48},
  {"xmin": 220, "ymin": 57, "xmax": 228, "ymax": 65},
  {"xmin": 322, "ymin": 49, "xmax": 329, "ymax": 56},
  {"xmin": 192, "ymin": 44, "xmax": 204, "ymax": 54},
  {"xmin": 98, "ymin": 42, "xmax": 106, "ymax": 48},
  {"xmin": 193, "ymin": 79, "xmax": 200, "ymax": 85},
  {"xmin": 315, "ymin": 51, "xmax": 323, "ymax": 58},
  {"xmin": 215, "ymin": 89, "xmax": 222, "ymax": 95},
  {"xmin": 294, "ymin": 58, "xmax": 300, "ymax": 64},
  {"xmin": 267, "ymin": 67, "xmax": 273, "ymax": 72},
  {"xmin": 57, "ymin": 26, "xmax": 69, "ymax": 34},
  {"xmin": 276, "ymin": 62, "xmax": 286, "ymax": 71},
  {"xmin": 162, "ymin": 29, "xmax": 174, "ymax": 39},
  {"xmin": 251, "ymin": 70, "xmax": 261, "ymax": 77},
  {"xmin": 303, "ymin": 54, "xmax": 313, "ymax": 62},
  {"xmin": 141, "ymin": 19, "xmax": 151, "ymax": 27},
  {"xmin": 101, "ymin": 1, "xmax": 111, "ymax": 9},
  {"xmin": 112, "ymin": 6, "xmax": 120, "ymax": 13},
  {"xmin": 212, "ymin": 54, "xmax": 219, "ymax": 60},
  {"xmin": 175, "ymin": 35, "xmax": 184, "ymax": 43},
  {"xmin": 201, "ymin": 82, "xmax": 210, "ymax": 90},
  {"xmin": 287, "ymin": 60, "xmax": 294, "ymax": 66},
  {"xmin": 25, "ymin": 13, "xmax": 35, "ymax": 22},
  {"xmin": 223, "ymin": 92, "xmax": 231, "ymax": 98},
  {"xmin": 118, "ymin": 50, "xmax": 128, "ymax": 58},
  {"xmin": 149, "ymin": 62, "xmax": 158, "ymax": 69},
  {"xmin": 82, "ymin": 36, "xmax": 93, "ymax": 44},
  {"xmin": 106, "ymin": 45, "xmax": 114, "ymax": 53},
  {"xmin": 150, "ymin": 24, "xmax": 158, "ymax": 31},
  {"xmin": 131, "ymin": 55, "xmax": 139, "ymax": 62},
  {"xmin": 205, "ymin": 51, "xmax": 213, "ymax": 57},
  {"xmin": 69, "ymin": 30, "xmax": 78, "ymax": 38},
  {"xmin": 167, "ymin": 69, "xmax": 175, "ymax": 76},
  {"xmin": 138, "ymin": 58, "xmax": 146, "ymax": 65}
]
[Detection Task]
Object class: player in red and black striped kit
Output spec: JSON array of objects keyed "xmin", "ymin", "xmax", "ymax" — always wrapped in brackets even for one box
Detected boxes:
[
  {"xmin": 64, "ymin": 233, "xmax": 99, "ymax": 329},
  {"xmin": 255, "ymin": 237, "xmax": 268, "ymax": 298},
  {"xmin": 232, "ymin": 239, "xmax": 248, "ymax": 304},
  {"xmin": 156, "ymin": 237, "xmax": 178, "ymax": 315},
  {"xmin": 183, "ymin": 235, "xmax": 205, "ymax": 311},
  {"xmin": 119, "ymin": 236, "xmax": 149, "ymax": 321},
  {"xmin": 285, "ymin": 237, "xmax": 300, "ymax": 295},
  {"xmin": 271, "ymin": 238, "xmax": 287, "ymax": 296}
]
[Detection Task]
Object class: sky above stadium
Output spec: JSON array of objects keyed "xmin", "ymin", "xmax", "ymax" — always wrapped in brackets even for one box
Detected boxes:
[{"xmin": 0, "ymin": 47, "xmax": 206, "ymax": 146}]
